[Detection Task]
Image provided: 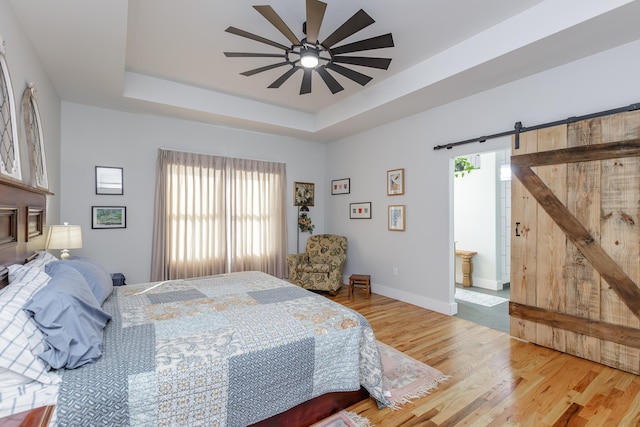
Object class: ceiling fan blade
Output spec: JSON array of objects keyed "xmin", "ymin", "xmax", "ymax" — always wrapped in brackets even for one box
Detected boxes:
[
  {"xmin": 225, "ymin": 52, "xmax": 287, "ymax": 58},
  {"xmin": 330, "ymin": 33, "xmax": 394, "ymax": 55},
  {"xmin": 332, "ymin": 56, "xmax": 392, "ymax": 70},
  {"xmin": 225, "ymin": 26, "xmax": 290, "ymax": 51},
  {"xmin": 241, "ymin": 62, "xmax": 290, "ymax": 77},
  {"xmin": 316, "ymin": 67, "xmax": 344, "ymax": 94},
  {"xmin": 268, "ymin": 67, "xmax": 300, "ymax": 88},
  {"xmin": 253, "ymin": 5, "xmax": 300, "ymax": 45},
  {"xmin": 300, "ymin": 68, "xmax": 313, "ymax": 94},
  {"xmin": 326, "ymin": 63, "xmax": 372, "ymax": 86},
  {"xmin": 321, "ymin": 9, "xmax": 375, "ymax": 49},
  {"xmin": 305, "ymin": 0, "xmax": 327, "ymax": 44}
]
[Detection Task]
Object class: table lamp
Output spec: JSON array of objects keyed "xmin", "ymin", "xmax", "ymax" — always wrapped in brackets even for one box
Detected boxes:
[{"xmin": 46, "ymin": 222, "xmax": 83, "ymax": 260}]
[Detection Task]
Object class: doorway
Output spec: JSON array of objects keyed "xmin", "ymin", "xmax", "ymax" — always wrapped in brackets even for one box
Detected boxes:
[{"xmin": 453, "ymin": 145, "xmax": 511, "ymax": 332}]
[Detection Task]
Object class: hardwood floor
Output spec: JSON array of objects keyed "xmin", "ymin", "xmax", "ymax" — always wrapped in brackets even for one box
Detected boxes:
[{"xmin": 330, "ymin": 288, "xmax": 640, "ymax": 426}]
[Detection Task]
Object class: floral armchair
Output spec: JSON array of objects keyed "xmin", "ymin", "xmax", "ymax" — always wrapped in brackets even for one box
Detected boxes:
[{"xmin": 287, "ymin": 234, "xmax": 347, "ymax": 295}]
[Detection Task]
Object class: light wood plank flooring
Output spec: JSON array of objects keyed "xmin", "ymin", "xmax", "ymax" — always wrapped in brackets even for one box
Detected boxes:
[{"xmin": 331, "ymin": 288, "xmax": 640, "ymax": 426}]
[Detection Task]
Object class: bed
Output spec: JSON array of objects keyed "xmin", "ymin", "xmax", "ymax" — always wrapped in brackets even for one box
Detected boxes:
[{"xmin": 0, "ymin": 178, "xmax": 389, "ymax": 426}]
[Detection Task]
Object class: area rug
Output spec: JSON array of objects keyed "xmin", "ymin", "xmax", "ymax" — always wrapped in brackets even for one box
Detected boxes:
[
  {"xmin": 377, "ymin": 341, "xmax": 450, "ymax": 410},
  {"xmin": 310, "ymin": 410, "xmax": 372, "ymax": 427},
  {"xmin": 455, "ymin": 287, "xmax": 508, "ymax": 307}
]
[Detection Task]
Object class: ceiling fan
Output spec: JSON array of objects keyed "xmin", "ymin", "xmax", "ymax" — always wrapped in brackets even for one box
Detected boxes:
[{"xmin": 224, "ymin": 0, "xmax": 394, "ymax": 95}]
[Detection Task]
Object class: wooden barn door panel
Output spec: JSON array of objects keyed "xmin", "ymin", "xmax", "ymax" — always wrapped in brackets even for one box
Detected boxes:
[
  {"xmin": 599, "ymin": 113, "xmax": 640, "ymax": 371},
  {"xmin": 565, "ymin": 118, "xmax": 602, "ymax": 363},
  {"xmin": 510, "ymin": 110, "xmax": 640, "ymax": 375},
  {"xmin": 510, "ymin": 130, "xmax": 539, "ymax": 344},
  {"xmin": 535, "ymin": 126, "xmax": 568, "ymax": 353}
]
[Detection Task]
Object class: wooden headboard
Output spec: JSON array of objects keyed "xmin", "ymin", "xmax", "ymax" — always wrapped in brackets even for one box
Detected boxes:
[{"xmin": 0, "ymin": 176, "xmax": 51, "ymax": 288}]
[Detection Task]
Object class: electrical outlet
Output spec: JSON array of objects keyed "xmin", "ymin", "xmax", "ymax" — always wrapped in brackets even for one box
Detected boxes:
[{"xmin": 392, "ymin": 267, "xmax": 398, "ymax": 276}]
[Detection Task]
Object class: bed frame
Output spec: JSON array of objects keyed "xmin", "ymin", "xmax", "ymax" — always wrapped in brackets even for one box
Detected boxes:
[
  {"xmin": 0, "ymin": 177, "xmax": 369, "ymax": 426},
  {"xmin": 0, "ymin": 176, "xmax": 49, "ymax": 289}
]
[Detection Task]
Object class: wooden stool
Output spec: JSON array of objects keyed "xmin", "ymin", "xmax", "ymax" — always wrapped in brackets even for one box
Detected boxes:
[{"xmin": 349, "ymin": 274, "xmax": 371, "ymax": 298}]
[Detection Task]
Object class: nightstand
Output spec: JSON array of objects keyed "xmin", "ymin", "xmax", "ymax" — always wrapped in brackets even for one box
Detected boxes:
[{"xmin": 111, "ymin": 272, "xmax": 126, "ymax": 286}]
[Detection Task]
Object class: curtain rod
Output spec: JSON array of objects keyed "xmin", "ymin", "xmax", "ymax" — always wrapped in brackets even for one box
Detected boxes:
[
  {"xmin": 433, "ymin": 102, "xmax": 640, "ymax": 151},
  {"xmin": 158, "ymin": 147, "xmax": 285, "ymax": 165}
]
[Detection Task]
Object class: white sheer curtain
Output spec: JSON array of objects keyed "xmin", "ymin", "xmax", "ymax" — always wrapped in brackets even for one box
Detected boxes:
[{"xmin": 151, "ymin": 149, "xmax": 288, "ymax": 281}]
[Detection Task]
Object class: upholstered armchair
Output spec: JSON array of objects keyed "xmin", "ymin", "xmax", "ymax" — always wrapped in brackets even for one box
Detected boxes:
[{"xmin": 287, "ymin": 234, "xmax": 347, "ymax": 295}]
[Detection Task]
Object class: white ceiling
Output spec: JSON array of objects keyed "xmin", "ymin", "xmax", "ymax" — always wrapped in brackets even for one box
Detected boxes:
[{"xmin": 9, "ymin": 0, "xmax": 640, "ymax": 142}]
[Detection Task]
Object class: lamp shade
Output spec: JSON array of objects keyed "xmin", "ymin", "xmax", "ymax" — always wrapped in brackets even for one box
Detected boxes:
[{"xmin": 46, "ymin": 223, "xmax": 82, "ymax": 260}]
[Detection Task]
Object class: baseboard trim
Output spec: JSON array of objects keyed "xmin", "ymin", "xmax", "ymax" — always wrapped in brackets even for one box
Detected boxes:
[{"xmin": 372, "ymin": 282, "xmax": 457, "ymax": 315}]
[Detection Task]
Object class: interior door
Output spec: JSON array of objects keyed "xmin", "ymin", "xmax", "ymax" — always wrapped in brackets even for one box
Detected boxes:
[{"xmin": 510, "ymin": 109, "xmax": 640, "ymax": 374}]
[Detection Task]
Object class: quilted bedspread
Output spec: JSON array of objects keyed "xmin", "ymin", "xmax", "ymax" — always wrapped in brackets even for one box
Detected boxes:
[{"xmin": 53, "ymin": 271, "xmax": 389, "ymax": 426}]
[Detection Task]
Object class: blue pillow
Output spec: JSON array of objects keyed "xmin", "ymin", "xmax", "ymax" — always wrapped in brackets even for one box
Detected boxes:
[
  {"xmin": 23, "ymin": 263, "xmax": 112, "ymax": 369},
  {"xmin": 47, "ymin": 259, "xmax": 113, "ymax": 304}
]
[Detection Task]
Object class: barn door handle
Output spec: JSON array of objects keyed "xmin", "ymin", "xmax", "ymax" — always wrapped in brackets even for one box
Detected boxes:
[{"xmin": 515, "ymin": 222, "xmax": 521, "ymax": 236}]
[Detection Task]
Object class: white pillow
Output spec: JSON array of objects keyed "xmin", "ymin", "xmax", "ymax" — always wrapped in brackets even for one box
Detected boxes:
[
  {"xmin": 7, "ymin": 263, "xmax": 33, "ymax": 283},
  {"xmin": 0, "ymin": 369, "xmax": 32, "ymax": 386},
  {"xmin": 25, "ymin": 251, "xmax": 59, "ymax": 270},
  {"xmin": 0, "ymin": 267, "xmax": 59, "ymax": 385}
]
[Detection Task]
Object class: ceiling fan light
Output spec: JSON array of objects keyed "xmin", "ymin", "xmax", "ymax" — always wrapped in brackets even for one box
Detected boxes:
[{"xmin": 300, "ymin": 47, "xmax": 319, "ymax": 68}]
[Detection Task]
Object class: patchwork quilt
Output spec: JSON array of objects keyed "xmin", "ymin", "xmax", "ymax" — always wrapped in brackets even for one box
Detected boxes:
[{"xmin": 53, "ymin": 271, "xmax": 389, "ymax": 426}]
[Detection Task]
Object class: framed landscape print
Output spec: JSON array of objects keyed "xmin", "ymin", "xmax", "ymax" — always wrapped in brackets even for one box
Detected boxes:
[
  {"xmin": 387, "ymin": 168, "xmax": 404, "ymax": 195},
  {"xmin": 331, "ymin": 178, "xmax": 350, "ymax": 195},
  {"xmin": 92, "ymin": 206, "xmax": 126, "ymax": 229},
  {"xmin": 388, "ymin": 205, "xmax": 405, "ymax": 231},
  {"xmin": 350, "ymin": 202, "xmax": 371, "ymax": 219}
]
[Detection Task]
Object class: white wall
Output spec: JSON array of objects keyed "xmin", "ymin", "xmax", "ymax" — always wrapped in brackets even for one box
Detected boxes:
[
  {"xmin": 326, "ymin": 38, "xmax": 640, "ymax": 315},
  {"xmin": 0, "ymin": 2, "xmax": 61, "ymax": 225},
  {"xmin": 498, "ymin": 148, "xmax": 512, "ymax": 285},
  {"xmin": 60, "ymin": 104, "xmax": 326, "ymax": 283},
  {"xmin": 454, "ymin": 152, "xmax": 501, "ymax": 290},
  {"xmin": 57, "ymin": 37, "xmax": 640, "ymax": 312},
  {"xmin": 6, "ymin": 2, "xmax": 640, "ymax": 317}
]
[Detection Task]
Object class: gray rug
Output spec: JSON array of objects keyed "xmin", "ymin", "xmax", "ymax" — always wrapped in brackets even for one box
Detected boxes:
[{"xmin": 455, "ymin": 288, "xmax": 508, "ymax": 307}]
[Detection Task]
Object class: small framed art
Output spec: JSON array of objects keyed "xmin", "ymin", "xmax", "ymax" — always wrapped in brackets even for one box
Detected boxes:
[
  {"xmin": 388, "ymin": 205, "xmax": 405, "ymax": 231},
  {"xmin": 92, "ymin": 206, "xmax": 126, "ymax": 229},
  {"xmin": 331, "ymin": 178, "xmax": 350, "ymax": 195},
  {"xmin": 387, "ymin": 168, "xmax": 404, "ymax": 196},
  {"xmin": 95, "ymin": 166, "xmax": 123, "ymax": 195},
  {"xmin": 294, "ymin": 181, "xmax": 314, "ymax": 206},
  {"xmin": 350, "ymin": 202, "xmax": 371, "ymax": 219}
]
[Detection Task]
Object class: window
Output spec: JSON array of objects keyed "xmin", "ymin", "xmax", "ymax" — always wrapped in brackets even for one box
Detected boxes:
[
  {"xmin": 22, "ymin": 84, "xmax": 48, "ymax": 189},
  {"xmin": 0, "ymin": 36, "xmax": 21, "ymax": 181},
  {"xmin": 151, "ymin": 149, "xmax": 288, "ymax": 281}
]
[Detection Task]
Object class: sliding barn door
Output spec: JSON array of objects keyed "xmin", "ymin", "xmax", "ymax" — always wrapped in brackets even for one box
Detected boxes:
[{"xmin": 510, "ymin": 110, "xmax": 640, "ymax": 374}]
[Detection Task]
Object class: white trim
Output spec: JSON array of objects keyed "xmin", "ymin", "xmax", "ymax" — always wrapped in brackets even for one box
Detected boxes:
[{"xmin": 370, "ymin": 281, "xmax": 458, "ymax": 316}]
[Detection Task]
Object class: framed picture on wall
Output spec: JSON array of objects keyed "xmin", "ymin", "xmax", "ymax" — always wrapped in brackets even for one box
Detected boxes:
[
  {"xmin": 95, "ymin": 166, "xmax": 123, "ymax": 195},
  {"xmin": 350, "ymin": 202, "xmax": 371, "ymax": 219},
  {"xmin": 331, "ymin": 178, "xmax": 350, "ymax": 195},
  {"xmin": 387, "ymin": 168, "xmax": 404, "ymax": 196},
  {"xmin": 388, "ymin": 204, "xmax": 405, "ymax": 231},
  {"xmin": 294, "ymin": 181, "xmax": 314, "ymax": 206},
  {"xmin": 92, "ymin": 206, "xmax": 126, "ymax": 229}
]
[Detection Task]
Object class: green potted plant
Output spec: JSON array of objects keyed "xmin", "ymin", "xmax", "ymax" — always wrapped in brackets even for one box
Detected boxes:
[{"xmin": 454, "ymin": 156, "xmax": 477, "ymax": 177}]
